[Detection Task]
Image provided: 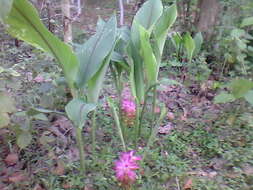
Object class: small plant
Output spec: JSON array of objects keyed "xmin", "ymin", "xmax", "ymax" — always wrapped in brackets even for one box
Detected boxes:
[{"xmin": 112, "ymin": 0, "xmax": 177, "ymax": 145}]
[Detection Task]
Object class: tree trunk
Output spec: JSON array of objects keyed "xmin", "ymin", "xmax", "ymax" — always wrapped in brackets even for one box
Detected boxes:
[
  {"xmin": 62, "ymin": 0, "xmax": 72, "ymax": 43},
  {"xmin": 195, "ymin": 0, "xmax": 220, "ymax": 39}
]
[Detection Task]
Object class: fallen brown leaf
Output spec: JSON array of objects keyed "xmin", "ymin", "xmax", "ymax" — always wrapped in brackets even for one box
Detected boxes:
[
  {"xmin": 8, "ymin": 172, "xmax": 27, "ymax": 183},
  {"xmin": 183, "ymin": 178, "xmax": 193, "ymax": 189},
  {"xmin": 4, "ymin": 153, "xmax": 19, "ymax": 166},
  {"xmin": 33, "ymin": 184, "xmax": 46, "ymax": 190},
  {"xmin": 52, "ymin": 160, "xmax": 65, "ymax": 175}
]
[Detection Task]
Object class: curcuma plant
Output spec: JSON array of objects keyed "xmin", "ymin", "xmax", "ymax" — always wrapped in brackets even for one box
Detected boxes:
[
  {"xmin": 112, "ymin": 0, "xmax": 177, "ymax": 143},
  {"xmin": 1, "ymin": 0, "xmax": 117, "ymax": 175}
]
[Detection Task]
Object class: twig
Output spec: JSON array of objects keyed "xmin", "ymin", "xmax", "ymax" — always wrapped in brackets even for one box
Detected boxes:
[
  {"xmin": 118, "ymin": 0, "xmax": 125, "ymax": 26},
  {"xmin": 176, "ymin": 176, "xmax": 181, "ymax": 190}
]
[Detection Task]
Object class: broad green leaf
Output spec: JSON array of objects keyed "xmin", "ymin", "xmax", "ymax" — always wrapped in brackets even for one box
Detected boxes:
[
  {"xmin": 4, "ymin": 0, "xmax": 78, "ymax": 88},
  {"xmin": 87, "ymin": 51, "xmax": 113, "ymax": 103},
  {"xmin": 153, "ymin": 4, "xmax": 177, "ymax": 56},
  {"xmin": 65, "ymin": 99, "xmax": 96, "ymax": 128},
  {"xmin": 214, "ymin": 92, "xmax": 235, "ymax": 104},
  {"xmin": 131, "ymin": 0, "xmax": 163, "ymax": 48},
  {"xmin": 244, "ymin": 90, "xmax": 253, "ymax": 106},
  {"xmin": 127, "ymin": 42, "xmax": 145, "ymax": 102},
  {"xmin": 0, "ymin": 92, "xmax": 16, "ymax": 113},
  {"xmin": 241, "ymin": 17, "xmax": 253, "ymax": 27},
  {"xmin": 133, "ymin": 0, "xmax": 163, "ymax": 30},
  {"xmin": 111, "ymin": 52, "xmax": 125, "ymax": 63},
  {"xmin": 230, "ymin": 78, "xmax": 253, "ymax": 98},
  {"xmin": 193, "ymin": 32, "xmax": 203, "ymax": 56},
  {"xmin": 183, "ymin": 32, "xmax": 195, "ymax": 62},
  {"xmin": 77, "ymin": 16, "xmax": 117, "ymax": 88},
  {"xmin": 0, "ymin": 112, "xmax": 10, "ymax": 128},
  {"xmin": 17, "ymin": 131, "xmax": 32, "ymax": 149},
  {"xmin": 139, "ymin": 25, "xmax": 157, "ymax": 85},
  {"xmin": 0, "ymin": 0, "xmax": 13, "ymax": 22}
]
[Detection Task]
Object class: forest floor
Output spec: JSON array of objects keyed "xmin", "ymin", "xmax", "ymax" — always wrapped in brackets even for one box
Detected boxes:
[{"xmin": 0, "ymin": 1, "xmax": 253, "ymax": 190}]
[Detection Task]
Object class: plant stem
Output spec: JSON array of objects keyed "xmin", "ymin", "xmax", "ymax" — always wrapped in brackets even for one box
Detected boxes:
[
  {"xmin": 76, "ymin": 127, "xmax": 85, "ymax": 174},
  {"xmin": 110, "ymin": 64, "xmax": 125, "ymax": 138},
  {"xmin": 150, "ymin": 86, "xmax": 157, "ymax": 135},
  {"xmin": 109, "ymin": 99, "xmax": 127, "ymax": 152},
  {"xmin": 91, "ymin": 110, "xmax": 97, "ymax": 154},
  {"xmin": 134, "ymin": 99, "xmax": 140, "ymax": 148},
  {"xmin": 139, "ymin": 84, "xmax": 158, "ymax": 137},
  {"xmin": 138, "ymin": 95, "xmax": 147, "ymax": 137}
]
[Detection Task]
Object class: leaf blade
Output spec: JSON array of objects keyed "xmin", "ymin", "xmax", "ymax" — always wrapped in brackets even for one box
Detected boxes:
[{"xmin": 77, "ymin": 16, "xmax": 117, "ymax": 88}]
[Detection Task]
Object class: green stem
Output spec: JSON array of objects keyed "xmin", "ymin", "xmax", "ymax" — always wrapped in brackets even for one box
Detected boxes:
[
  {"xmin": 110, "ymin": 64, "xmax": 125, "ymax": 137},
  {"xmin": 139, "ymin": 84, "xmax": 158, "ymax": 137},
  {"xmin": 150, "ymin": 86, "xmax": 157, "ymax": 135},
  {"xmin": 91, "ymin": 110, "xmax": 97, "ymax": 154},
  {"xmin": 76, "ymin": 127, "xmax": 85, "ymax": 174},
  {"xmin": 134, "ymin": 99, "xmax": 140, "ymax": 148},
  {"xmin": 138, "ymin": 95, "xmax": 147, "ymax": 137},
  {"xmin": 109, "ymin": 99, "xmax": 126, "ymax": 152}
]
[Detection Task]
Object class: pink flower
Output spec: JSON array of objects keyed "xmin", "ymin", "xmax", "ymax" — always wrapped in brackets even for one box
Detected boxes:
[
  {"xmin": 121, "ymin": 99, "xmax": 136, "ymax": 115},
  {"xmin": 114, "ymin": 150, "xmax": 142, "ymax": 187}
]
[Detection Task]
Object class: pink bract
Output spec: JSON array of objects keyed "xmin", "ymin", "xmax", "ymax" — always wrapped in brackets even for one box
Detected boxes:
[
  {"xmin": 121, "ymin": 99, "xmax": 136, "ymax": 114},
  {"xmin": 114, "ymin": 151, "xmax": 141, "ymax": 187}
]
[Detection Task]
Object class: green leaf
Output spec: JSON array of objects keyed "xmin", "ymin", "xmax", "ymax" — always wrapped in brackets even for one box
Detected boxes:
[
  {"xmin": 17, "ymin": 131, "xmax": 32, "ymax": 149},
  {"xmin": 4, "ymin": 0, "xmax": 78, "ymax": 88},
  {"xmin": 214, "ymin": 92, "xmax": 235, "ymax": 104},
  {"xmin": 32, "ymin": 113, "xmax": 48, "ymax": 121},
  {"xmin": 139, "ymin": 25, "xmax": 157, "ymax": 85},
  {"xmin": 0, "ymin": 0, "xmax": 13, "ymax": 22},
  {"xmin": 183, "ymin": 32, "xmax": 195, "ymax": 62},
  {"xmin": 129, "ymin": 63, "xmax": 137, "ymax": 100},
  {"xmin": 241, "ymin": 17, "xmax": 253, "ymax": 27},
  {"xmin": 65, "ymin": 99, "xmax": 96, "ymax": 128},
  {"xmin": 29, "ymin": 107, "xmax": 64, "ymax": 115},
  {"xmin": 87, "ymin": 51, "xmax": 113, "ymax": 103},
  {"xmin": 193, "ymin": 32, "xmax": 203, "ymax": 56},
  {"xmin": 244, "ymin": 90, "xmax": 253, "ymax": 106},
  {"xmin": 131, "ymin": 0, "xmax": 163, "ymax": 48},
  {"xmin": 0, "ymin": 66, "xmax": 4, "ymax": 73},
  {"xmin": 127, "ymin": 42, "xmax": 145, "ymax": 102},
  {"xmin": 77, "ymin": 16, "xmax": 117, "ymax": 88},
  {"xmin": 230, "ymin": 78, "xmax": 253, "ymax": 98},
  {"xmin": 0, "ymin": 112, "xmax": 10, "ymax": 128},
  {"xmin": 0, "ymin": 92, "xmax": 16, "ymax": 113},
  {"xmin": 171, "ymin": 32, "xmax": 182, "ymax": 52},
  {"xmin": 153, "ymin": 4, "xmax": 177, "ymax": 56}
]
